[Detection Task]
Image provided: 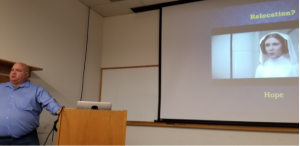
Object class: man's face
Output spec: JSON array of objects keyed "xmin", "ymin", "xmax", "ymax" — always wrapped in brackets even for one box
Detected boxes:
[{"xmin": 9, "ymin": 63, "xmax": 29, "ymax": 86}]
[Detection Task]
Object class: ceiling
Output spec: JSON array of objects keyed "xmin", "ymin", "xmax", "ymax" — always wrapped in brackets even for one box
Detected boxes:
[
  {"xmin": 79, "ymin": 0, "xmax": 179, "ymax": 17},
  {"xmin": 79, "ymin": 0, "xmax": 276, "ymax": 17}
]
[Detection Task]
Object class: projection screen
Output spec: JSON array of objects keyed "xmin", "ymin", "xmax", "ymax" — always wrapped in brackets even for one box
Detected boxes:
[{"xmin": 160, "ymin": 0, "xmax": 299, "ymax": 126}]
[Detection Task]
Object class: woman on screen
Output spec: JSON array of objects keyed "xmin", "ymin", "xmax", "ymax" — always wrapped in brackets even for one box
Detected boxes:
[{"xmin": 255, "ymin": 32, "xmax": 299, "ymax": 78}]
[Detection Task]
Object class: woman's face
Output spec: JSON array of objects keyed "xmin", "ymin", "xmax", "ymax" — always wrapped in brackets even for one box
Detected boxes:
[{"xmin": 265, "ymin": 37, "xmax": 283, "ymax": 59}]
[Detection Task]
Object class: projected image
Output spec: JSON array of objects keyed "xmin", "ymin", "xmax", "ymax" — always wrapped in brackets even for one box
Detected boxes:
[
  {"xmin": 256, "ymin": 32, "xmax": 298, "ymax": 78},
  {"xmin": 211, "ymin": 28, "xmax": 299, "ymax": 79}
]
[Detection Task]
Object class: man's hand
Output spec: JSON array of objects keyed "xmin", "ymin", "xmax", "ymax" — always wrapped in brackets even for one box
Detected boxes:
[{"xmin": 56, "ymin": 108, "xmax": 61, "ymax": 115}]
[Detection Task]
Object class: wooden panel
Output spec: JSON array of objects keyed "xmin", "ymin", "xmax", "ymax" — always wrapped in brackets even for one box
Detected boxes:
[
  {"xmin": 127, "ymin": 121, "xmax": 299, "ymax": 133},
  {"xmin": 0, "ymin": 75, "xmax": 10, "ymax": 83},
  {"xmin": 0, "ymin": 58, "xmax": 43, "ymax": 71},
  {"xmin": 56, "ymin": 109, "xmax": 127, "ymax": 145},
  {"xmin": 101, "ymin": 65, "xmax": 159, "ymax": 70},
  {"xmin": 0, "ymin": 64, "xmax": 11, "ymax": 74}
]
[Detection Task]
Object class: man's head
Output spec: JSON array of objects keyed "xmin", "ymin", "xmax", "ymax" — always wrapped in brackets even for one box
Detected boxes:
[{"xmin": 10, "ymin": 62, "xmax": 30, "ymax": 86}]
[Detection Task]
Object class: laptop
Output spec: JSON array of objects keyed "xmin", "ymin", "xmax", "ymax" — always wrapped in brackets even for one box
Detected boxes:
[{"xmin": 77, "ymin": 101, "xmax": 112, "ymax": 110}]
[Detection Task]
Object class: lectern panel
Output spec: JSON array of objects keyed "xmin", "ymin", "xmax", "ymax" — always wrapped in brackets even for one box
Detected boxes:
[{"xmin": 56, "ymin": 108, "xmax": 127, "ymax": 145}]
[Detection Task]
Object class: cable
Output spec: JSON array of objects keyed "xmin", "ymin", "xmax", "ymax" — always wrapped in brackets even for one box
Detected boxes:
[
  {"xmin": 80, "ymin": 6, "xmax": 91, "ymax": 101},
  {"xmin": 43, "ymin": 106, "xmax": 65, "ymax": 145}
]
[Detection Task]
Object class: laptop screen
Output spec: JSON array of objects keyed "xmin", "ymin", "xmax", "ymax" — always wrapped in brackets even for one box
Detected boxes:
[{"xmin": 77, "ymin": 101, "xmax": 112, "ymax": 110}]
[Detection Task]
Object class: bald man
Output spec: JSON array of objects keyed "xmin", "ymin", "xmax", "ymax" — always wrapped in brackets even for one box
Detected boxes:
[{"xmin": 0, "ymin": 63, "xmax": 61, "ymax": 145}]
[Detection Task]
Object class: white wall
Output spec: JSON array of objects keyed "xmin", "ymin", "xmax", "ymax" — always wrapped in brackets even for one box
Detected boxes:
[
  {"xmin": 126, "ymin": 126, "xmax": 298, "ymax": 145},
  {"xmin": 82, "ymin": 9, "xmax": 103, "ymax": 102},
  {"xmin": 0, "ymin": 0, "xmax": 103, "ymax": 144},
  {"xmin": 102, "ymin": 10, "xmax": 299, "ymax": 145},
  {"xmin": 102, "ymin": 10, "xmax": 159, "ymax": 68}
]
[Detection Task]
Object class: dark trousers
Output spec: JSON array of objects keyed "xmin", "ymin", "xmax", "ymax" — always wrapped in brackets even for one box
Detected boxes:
[{"xmin": 0, "ymin": 129, "xmax": 39, "ymax": 145}]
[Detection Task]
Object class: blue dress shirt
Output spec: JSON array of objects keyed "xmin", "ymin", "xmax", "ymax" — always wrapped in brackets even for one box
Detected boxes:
[{"xmin": 0, "ymin": 81, "xmax": 61, "ymax": 138}]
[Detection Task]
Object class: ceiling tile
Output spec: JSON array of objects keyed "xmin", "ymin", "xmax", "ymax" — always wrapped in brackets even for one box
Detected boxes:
[
  {"xmin": 92, "ymin": 0, "xmax": 143, "ymax": 17},
  {"xmin": 140, "ymin": 0, "xmax": 178, "ymax": 5},
  {"xmin": 79, "ymin": 0, "xmax": 111, "ymax": 7}
]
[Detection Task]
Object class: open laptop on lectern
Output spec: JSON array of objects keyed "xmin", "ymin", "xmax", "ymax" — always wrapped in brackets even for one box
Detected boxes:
[{"xmin": 77, "ymin": 101, "xmax": 112, "ymax": 110}]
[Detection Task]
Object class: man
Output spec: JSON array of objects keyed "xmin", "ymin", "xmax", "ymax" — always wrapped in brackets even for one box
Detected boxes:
[{"xmin": 0, "ymin": 62, "xmax": 61, "ymax": 145}]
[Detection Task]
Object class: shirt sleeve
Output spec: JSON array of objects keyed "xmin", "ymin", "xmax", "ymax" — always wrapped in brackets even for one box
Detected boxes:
[{"xmin": 36, "ymin": 87, "xmax": 61, "ymax": 115}]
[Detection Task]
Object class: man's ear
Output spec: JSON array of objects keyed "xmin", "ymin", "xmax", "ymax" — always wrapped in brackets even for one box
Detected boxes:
[{"xmin": 25, "ymin": 72, "xmax": 30, "ymax": 78}]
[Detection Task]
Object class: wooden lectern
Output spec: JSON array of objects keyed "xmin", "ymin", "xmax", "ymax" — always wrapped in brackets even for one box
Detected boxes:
[{"xmin": 56, "ymin": 108, "xmax": 127, "ymax": 145}]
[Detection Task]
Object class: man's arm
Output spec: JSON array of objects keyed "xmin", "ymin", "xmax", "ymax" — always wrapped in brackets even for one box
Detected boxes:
[{"xmin": 37, "ymin": 87, "xmax": 61, "ymax": 115}]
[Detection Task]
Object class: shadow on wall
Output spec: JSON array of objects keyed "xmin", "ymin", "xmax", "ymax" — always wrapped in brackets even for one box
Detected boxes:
[
  {"xmin": 29, "ymin": 72, "xmax": 75, "ymax": 134},
  {"xmin": 30, "ymin": 72, "xmax": 75, "ymax": 107}
]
